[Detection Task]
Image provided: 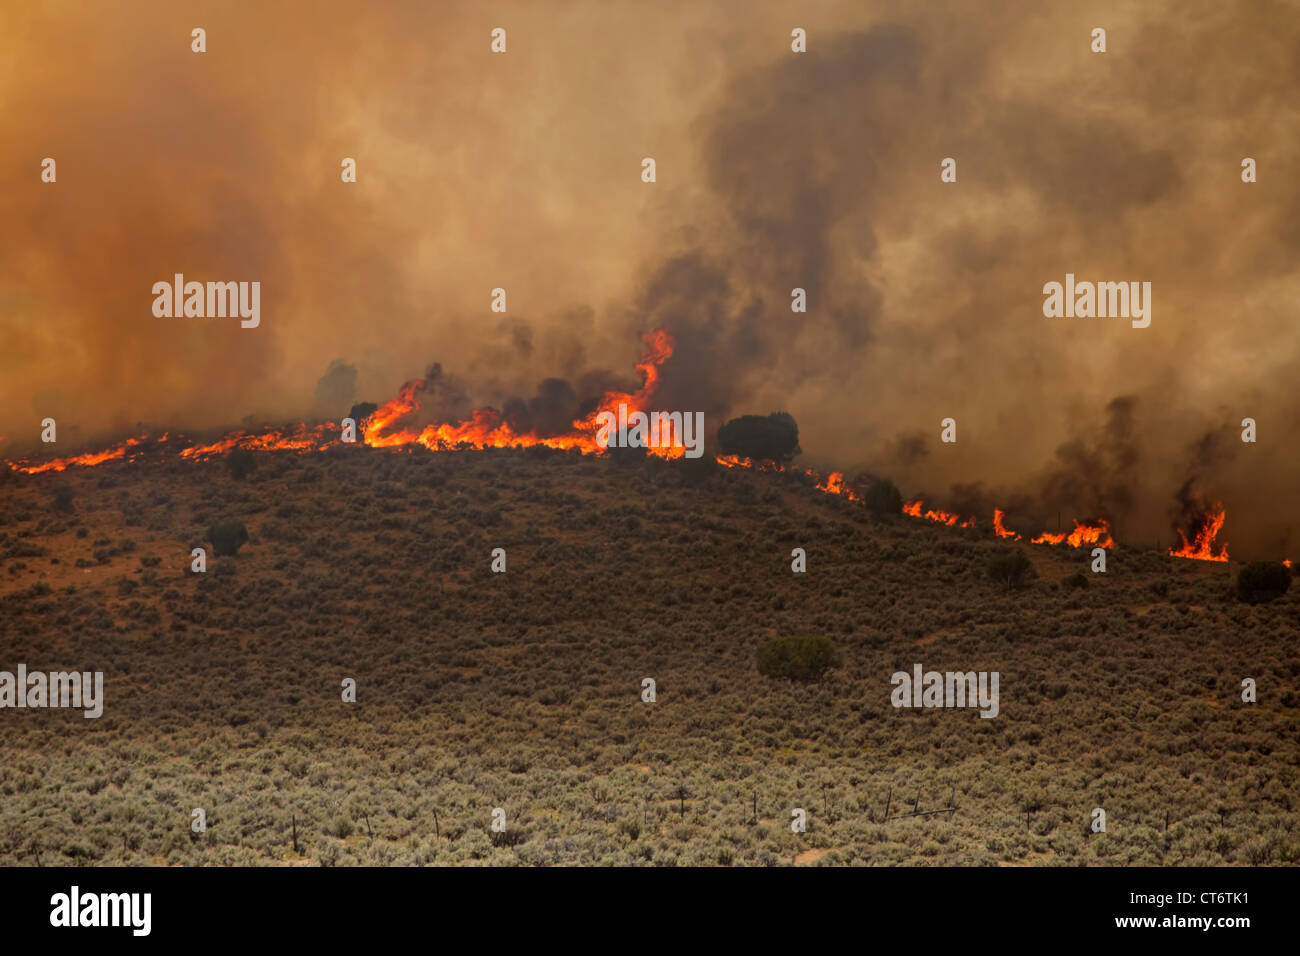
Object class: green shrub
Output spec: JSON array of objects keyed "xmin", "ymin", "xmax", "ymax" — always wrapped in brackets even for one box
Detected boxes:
[
  {"xmin": 988, "ymin": 549, "xmax": 1035, "ymax": 590},
  {"xmin": 678, "ymin": 453, "xmax": 717, "ymax": 485},
  {"xmin": 756, "ymin": 635, "xmax": 840, "ymax": 682},
  {"xmin": 1236, "ymin": 561, "xmax": 1290, "ymax": 605},
  {"xmin": 51, "ymin": 486, "xmax": 76, "ymax": 514},
  {"xmin": 207, "ymin": 519, "xmax": 249, "ymax": 557},
  {"xmin": 864, "ymin": 478, "xmax": 903, "ymax": 517},
  {"xmin": 1062, "ymin": 571, "xmax": 1089, "ymax": 589},
  {"xmin": 226, "ymin": 448, "xmax": 257, "ymax": 481}
]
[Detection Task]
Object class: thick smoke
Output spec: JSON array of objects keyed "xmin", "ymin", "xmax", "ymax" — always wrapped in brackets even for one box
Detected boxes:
[{"xmin": 3, "ymin": 1, "xmax": 1300, "ymax": 556}]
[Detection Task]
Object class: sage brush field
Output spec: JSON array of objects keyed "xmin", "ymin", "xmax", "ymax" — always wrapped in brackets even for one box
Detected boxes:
[{"xmin": 0, "ymin": 448, "xmax": 1296, "ymax": 866}]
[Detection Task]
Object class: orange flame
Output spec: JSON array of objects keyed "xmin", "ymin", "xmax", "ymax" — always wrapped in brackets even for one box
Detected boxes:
[
  {"xmin": 904, "ymin": 500, "xmax": 976, "ymax": 527},
  {"xmin": 10, "ymin": 437, "xmax": 146, "ymax": 474},
  {"xmin": 1168, "ymin": 507, "xmax": 1228, "ymax": 562},
  {"xmin": 993, "ymin": 508, "xmax": 1021, "ymax": 541},
  {"xmin": 4, "ymin": 331, "xmax": 682, "ymax": 472},
  {"xmin": 364, "ymin": 330, "xmax": 680, "ymax": 457},
  {"xmin": 815, "ymin": 471, "xmax": 860, "ymax": 501},
  {"xmin": 1031, "ymin": 519, "xmax": 1114, "ymax": 549}
]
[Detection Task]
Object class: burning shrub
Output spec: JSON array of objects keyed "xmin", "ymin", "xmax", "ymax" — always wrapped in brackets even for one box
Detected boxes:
[
  {"xmin": 226, "ymin": 447, "xmax": 257, "ymax": 481},
  {"xmin": 717, "ymin": 412, "xmax": 801, "ymax": 464},
  {"xmin": 756, "ymin": 635, "xmax": 840, "ymax": 683},
  {"xmin": 207, "ymin": 519, "xmax": 250, "ymax": 557},
  {"xmin": 1236, "ymin": 561, "xmax": 1290, "ymax": 605},
  {"xmin": 987, "ymin": 549, "xmax": 1035, "ymax": 590},
  {"xmin": 863, "ymin": 478, "xmax": 903, "ymax": 517}
]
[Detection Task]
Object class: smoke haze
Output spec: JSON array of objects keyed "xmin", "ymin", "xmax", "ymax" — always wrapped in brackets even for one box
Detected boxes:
[{"xmin": 2, "ymin": 0, "xmax": 1299, "ymax": 555}]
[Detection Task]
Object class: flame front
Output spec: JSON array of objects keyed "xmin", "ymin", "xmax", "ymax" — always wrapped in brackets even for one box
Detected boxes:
[
  {"xmin": 0, "ymin": 338, "xmax": 1260, "ymax": 566},
  {"xmin": 364, "ymin": 329, "xmax": 680, "ymax": 457},
  {"xmin": 1031, "ymin": 519, "xmax": 1114, "ymax": 549},
  {"xmin": 11, "ymin": 437, "xmax": 145, "ymax": 475},
  {"xmin": 5, "ymin": 330, "xmax": 682, "ymax": 472},
  {"xmin": 1168, "ymin": 507, "xmax": 1229, "ymax": 562},
  {"xmin": 902, "ymin": 500, "xmax": 976, "ymax": 528}
]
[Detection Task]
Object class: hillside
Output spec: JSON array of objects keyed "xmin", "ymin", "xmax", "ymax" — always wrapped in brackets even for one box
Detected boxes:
[{"xmin": 0, "ymin": 447, "xmax": 1296, "ymax": 866}]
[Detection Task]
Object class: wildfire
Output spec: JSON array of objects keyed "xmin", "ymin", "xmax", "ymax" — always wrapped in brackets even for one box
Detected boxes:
[
  {"xmin": 1031, "ymin": 519, "xmax": 1114, "ymax": 549},
  {"xmin": 1168, "ymin": 506, "xmax": 1229, "ymax": 562},
  {"xmin": 993, "ymin": 508, "xmax": 1021, "ymax": 540},
  {"xmin": 180, "ymin": 423, "xmax": 340, "ymax": 460},
  {"xmin": 718, "ymin": 455, "xmax": 785, "ymax": 473},
  {"xmin": 3, "ymin": 330, "xmax": 683, "ymax": 472},
  {"xmin": 363, "ymin": 329, "xmax": 680, "ymax": 457},
  {"xmin": 904, "ymin": 500, "xmax": 976, "ymax": 528},
  {"xmin": 0, "ymin": 337, "xmax": 1260, "ymax": 568},
  {"xmin": 815, "ymin": 471, "xmax": 859, "ymax": 501},
  {"xmin": 9, "ymin": 437, "xmax": 146, "ymax": 475}
]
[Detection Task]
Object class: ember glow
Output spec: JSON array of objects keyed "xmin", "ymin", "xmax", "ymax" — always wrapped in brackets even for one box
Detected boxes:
[{"xmin": 1168, "ymin": 507, "xmax": 1229, "ymax": 562}]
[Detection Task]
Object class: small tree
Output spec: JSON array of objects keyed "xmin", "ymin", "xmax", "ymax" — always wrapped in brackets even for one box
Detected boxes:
[
  {"xmin": 678, "ymin": 452, "xmax": 718, "ymax": 486},
  {"xmin": 756, "ymin": 635, "xmax": 840, "ymax": 682},
  {"xmin": 988, "ymin": 549, "xmax": 1035, "ymax": 590},
  {"xmin": 1236, "ymin": 561, "xmax": 1290, "ymax": 605},
  {"xmin": 864, "ymin": 478, "xmax": 903, "ymax": 517},
  {"xmin": 207, "ymin": 519, "xmax": 249, "ymax": 557},
  {"xmin": 347, "ymin": 401, "xmax": 378, "ymax": 428},
  {"xmin": 226, "ymin": 448, "xmax": 257, "ymax": 481},
  {"xmin": 717, "ymin": 412, "xmax": 801, "ymax": 463}
]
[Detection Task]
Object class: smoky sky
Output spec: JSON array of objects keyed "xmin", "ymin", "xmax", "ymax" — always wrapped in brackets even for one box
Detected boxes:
[{"xmin": 2, "ymin": 1, "xmax": 1299, "ymax": 556}]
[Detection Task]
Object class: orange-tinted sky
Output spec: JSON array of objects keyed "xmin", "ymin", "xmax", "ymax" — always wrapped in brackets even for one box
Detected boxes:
[{"xmin": 3, "ymin": 1, "xmax": 1299, "ymax": 554}]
